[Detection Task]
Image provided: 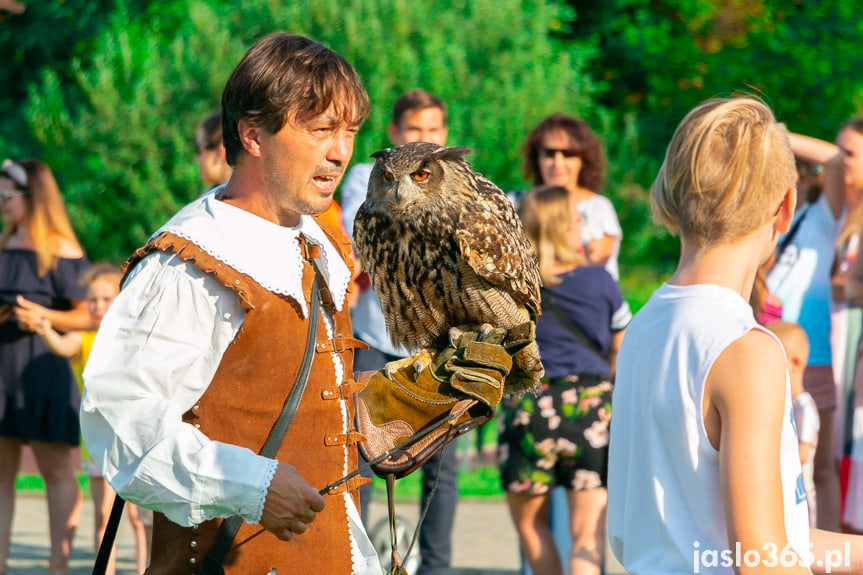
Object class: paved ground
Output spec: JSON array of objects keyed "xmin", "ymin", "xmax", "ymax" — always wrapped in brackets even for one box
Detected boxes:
[{"xmin": 7, "ymin": 492, "xmax": 627, "ymax": 574}]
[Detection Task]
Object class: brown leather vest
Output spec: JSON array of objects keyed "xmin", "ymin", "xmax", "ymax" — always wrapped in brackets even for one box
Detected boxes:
[{"xmin": 125, "ymin": 219, "xmax": 369, "ymax": 574}]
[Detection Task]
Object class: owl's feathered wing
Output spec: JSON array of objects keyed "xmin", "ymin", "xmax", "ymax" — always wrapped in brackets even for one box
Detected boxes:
[
  {"xmin": 454, "ymin": 174, "xmax": 544, "ymax": 396},
  {"xmin": 455, "ymin": 173, "xmax": 541, "ymax": 314}
]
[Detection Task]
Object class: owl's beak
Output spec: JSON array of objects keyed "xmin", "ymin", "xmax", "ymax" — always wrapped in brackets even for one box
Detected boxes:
[{"xmin": 391, "ymin": 182, "xmax": 418, "ymax": 207}]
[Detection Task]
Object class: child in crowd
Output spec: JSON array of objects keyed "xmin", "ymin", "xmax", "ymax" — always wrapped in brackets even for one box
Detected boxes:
[
  {"xmin": 607, "ymin": 97, "xmax": 863, "ymax": 574},
  {"xmin": 768, "ymin": 321, "xmax": 820, "ymax": 526},
  {"xmin": 34, "ymin": 264, "xmax": 149, "ymax": 574}
]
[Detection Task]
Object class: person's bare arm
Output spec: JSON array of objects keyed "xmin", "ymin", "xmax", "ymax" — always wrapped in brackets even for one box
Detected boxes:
[
  {"xmin": 709, "ymin": 329, "xmax": 809, "ymax": 574},
  {"xmin": 14, "ymin": 296, "xmax": 90, "ymax": 332},
  {"xmin": 798, "ymin": 442, "xmax": 814, "ymax": 468},
  {"xmin": 846, "ymin": 240, "xmax": 863, "ymax": 306},
  {"xmin": 584, "ymin": 235, "xmax": 616, "ymax": 268},
  {"xmin": 607, "ymin": 329, "xmax": 625, "ymax": 377},
  {"xmin": 808, "ymin": 528, "xmax": 863, "ymax": 574},
  {"xmin": 33, "ymin": 317, "xmax": 82, "ymax": 358},
  {"xmin": 788, "ymin": 133, "xmax": 839, "ymax": 166},
  {"xmin": 259, "ymin": 463, "xmax": 325, "ymax": 541}
]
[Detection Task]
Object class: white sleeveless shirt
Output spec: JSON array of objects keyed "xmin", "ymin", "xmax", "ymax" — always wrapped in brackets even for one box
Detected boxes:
[{"xmin": 607, "ymin": 283, "xmax": 810, "ymax": 574}]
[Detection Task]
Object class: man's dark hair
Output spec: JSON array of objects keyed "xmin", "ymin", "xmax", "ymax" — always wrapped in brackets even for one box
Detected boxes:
[
  {"xmin": 221, "ymin": 31, "xmax": 370, "ymax": 166},
  {"xmin": 522, "ymin": 113, "xmax": 604, "ymax": 193},
  {"xmin": 390, "ymin": 89, "xmax": 447, "ymax": 127}
]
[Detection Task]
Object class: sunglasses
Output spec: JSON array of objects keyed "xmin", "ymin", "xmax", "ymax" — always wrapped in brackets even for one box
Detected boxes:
[{"xmin": 539, "ymin": 147, "xmax": 580, "ymax": 159}]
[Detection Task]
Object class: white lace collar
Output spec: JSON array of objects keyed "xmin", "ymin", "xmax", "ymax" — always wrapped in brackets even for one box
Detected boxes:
[{"xmin": 155, "ymin": 188, "xmax": 350, "ymax": 318}]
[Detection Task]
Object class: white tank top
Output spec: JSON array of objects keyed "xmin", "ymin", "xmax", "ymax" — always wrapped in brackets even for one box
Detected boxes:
[{"xmin": 608, "ymin": 283, "xmax": 810, "ymax": 574}]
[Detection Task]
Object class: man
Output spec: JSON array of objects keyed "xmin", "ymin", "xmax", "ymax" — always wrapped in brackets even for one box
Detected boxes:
[
  {"xmin": 81, "ymin": 32, "xmax": 380, "ymax": 573},
  {"xmin": 340, "ymin": 89, "xmax": 457, "ymax": 575}
]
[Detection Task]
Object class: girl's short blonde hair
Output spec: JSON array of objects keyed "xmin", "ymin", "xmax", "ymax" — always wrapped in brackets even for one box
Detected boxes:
[
  {"xmin": 80, "ymin": 262, "xmax": 123, "ymax": 290},
  {"xmin": 650, "ymin": 97, "xmax": 795, "ymax": 246}
]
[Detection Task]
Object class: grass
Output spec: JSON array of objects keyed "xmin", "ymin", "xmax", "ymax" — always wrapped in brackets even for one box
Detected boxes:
[{"xmin": 16, "ymin": 472, "xmax": 91, "ymax": 495}]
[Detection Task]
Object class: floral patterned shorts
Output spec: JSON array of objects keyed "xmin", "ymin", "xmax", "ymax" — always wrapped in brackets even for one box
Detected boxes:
[{"xmin": 498, "ymin": 374, "xmax": 612, "ymax": 495}]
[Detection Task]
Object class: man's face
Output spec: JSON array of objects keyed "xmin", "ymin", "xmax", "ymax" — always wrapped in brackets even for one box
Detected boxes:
[
  {"xmin": 259, "ymin": 107, "xmax": 359, "ymax": 221},
  {"xmin": 389, "ymin": 107, "xmax": 448, "ymax": 146}
]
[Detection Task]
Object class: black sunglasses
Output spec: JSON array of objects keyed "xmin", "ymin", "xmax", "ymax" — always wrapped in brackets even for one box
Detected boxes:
[{"xmin": 539, "ymin": 147, "xmax": 580, "ymax": 159}]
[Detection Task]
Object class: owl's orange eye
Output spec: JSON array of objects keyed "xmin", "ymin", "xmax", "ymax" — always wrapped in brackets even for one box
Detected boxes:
[
  {"xmin": 384, "ymin": 171, "xmax": 393, "ymax": 181},
  {"xmin": 411, "ymin": 170, "xmax": 430, "ymax": 182}
]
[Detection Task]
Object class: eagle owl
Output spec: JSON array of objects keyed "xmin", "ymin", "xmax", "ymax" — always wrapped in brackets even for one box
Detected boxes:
[{"xmin": 353, "ymin": 142, "xmax": 543, "ymax": 397}]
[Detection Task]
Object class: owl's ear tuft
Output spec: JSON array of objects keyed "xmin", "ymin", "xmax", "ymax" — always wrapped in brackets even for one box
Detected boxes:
[
  {"xmin": 370, "ymin": 148, "xmax": 392, "ymax": 160},
  {"xmin": 432, "ymin": 146, "xmax": 472, "ymax": 162}
]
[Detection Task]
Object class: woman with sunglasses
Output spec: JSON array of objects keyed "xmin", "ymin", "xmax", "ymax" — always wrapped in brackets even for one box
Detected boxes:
[
  {"xmin": 523, "ymin": 114, "xmax": 622, "ymax": 280},
  {"xmin": 0, "ymin": 159, "xmax": 91, "ymax": 574}
]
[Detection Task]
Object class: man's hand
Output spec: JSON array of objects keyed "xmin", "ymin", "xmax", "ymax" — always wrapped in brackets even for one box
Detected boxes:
[{"xmin": 259, "ymin": 463, "xmax": 325, "ymax": 541}]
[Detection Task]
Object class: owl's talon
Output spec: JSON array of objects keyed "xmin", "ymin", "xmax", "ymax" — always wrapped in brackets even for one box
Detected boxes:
[
  {"xmin": 384, "ymin": 364, "xmax": 397, "ymax": 381},
  {"xmin": 384, "ymin": 348, "xmax": 434, "ymax": 379},
  {"xmin": 413, "ymin": 356, "xmax": 431, "ymax": 374},
  {"xmin": 448, "ymin": 326, "xmax": 466, "ymax": 348}
]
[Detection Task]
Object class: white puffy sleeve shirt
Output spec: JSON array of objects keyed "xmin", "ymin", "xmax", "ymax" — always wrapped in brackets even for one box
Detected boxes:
[
  {"xmin": 81, "ymin": 251, "xmax": 266, "ymax": 525},
  {"xmin": 80, "ymin": 193, "xmax": 380, "ymax": 574}
]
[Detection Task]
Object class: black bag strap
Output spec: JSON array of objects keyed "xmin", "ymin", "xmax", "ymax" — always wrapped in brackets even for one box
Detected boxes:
[
  {"xmin": 92, "ymin": 254, "xmax": 325, "ymax": 575},
  {"xmin": 198, "ymin": 255, "xmax": 324, "ymax": 575},
  {"xmin": 540, "ymin": 288, "xmax": 604, "ymax": 360}
]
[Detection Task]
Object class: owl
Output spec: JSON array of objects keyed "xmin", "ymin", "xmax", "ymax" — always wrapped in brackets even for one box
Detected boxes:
[{"xmin": 353, "ymin": 142, "xmax": 543, "ymax": 397}]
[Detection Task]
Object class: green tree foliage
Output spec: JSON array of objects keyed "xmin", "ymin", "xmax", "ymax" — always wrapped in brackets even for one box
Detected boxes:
[
  {"xmin": 24, "ymin": 0, "xmax": 605, "ymax": 263},
  {"xmin": 561, "ymin": 0, "xmax": 863, "ymax": 278},
  {"xmin": 565, "ymin": 0, "xmax": 863, "ymax": 141},
  {"xmin": 0, "ymin": 0, "xmax": 150, "ymax": 159},
  {"xmin": 26, "ymin": 2, "xmax": 246, "ymax": 262}
]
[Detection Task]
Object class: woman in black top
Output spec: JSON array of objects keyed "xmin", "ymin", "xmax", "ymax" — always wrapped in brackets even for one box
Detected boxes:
[{"xmin": 0, "ymin": 159, "xmax": 91, "ymax": 574}]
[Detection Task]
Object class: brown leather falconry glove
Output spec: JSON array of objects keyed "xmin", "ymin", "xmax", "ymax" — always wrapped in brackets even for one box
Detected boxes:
[{"xmin": 355, "ymin": 322, "xmax": 534, "ymax": 479}]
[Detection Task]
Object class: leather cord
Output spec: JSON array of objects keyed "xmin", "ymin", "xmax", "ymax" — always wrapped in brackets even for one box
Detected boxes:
[{"xmin": 91, "ymin": 491, "xmax": 125, "ymax": 573}]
